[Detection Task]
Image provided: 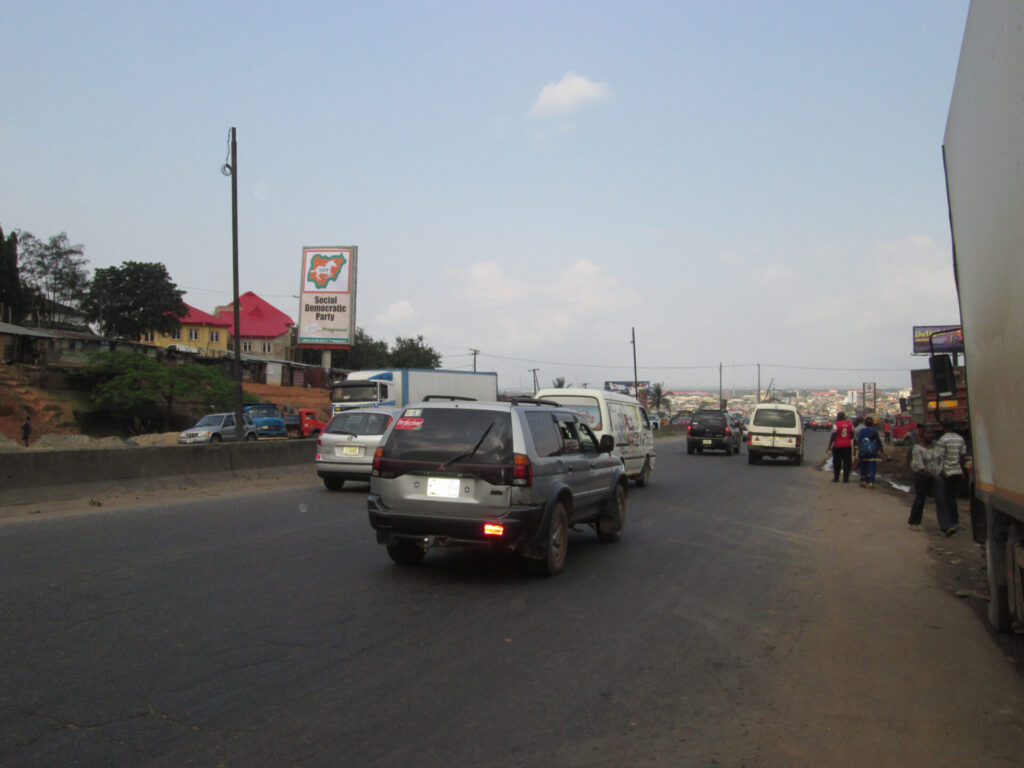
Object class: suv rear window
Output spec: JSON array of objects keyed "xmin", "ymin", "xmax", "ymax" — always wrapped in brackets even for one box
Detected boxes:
[
  {"xmin": 383, "ymin": 408, "xmax": 513, "ymax": 464},
  {"xmin": 327, "ymin": 411, "xmax": 393, "ymax": 435},
  {"xmin": 691, "ymin": 411, "xmax": 726, "ymax": 427},
  {"xmin": 753, "ymin": 409, "xmax": 797, "ymax": 428}
]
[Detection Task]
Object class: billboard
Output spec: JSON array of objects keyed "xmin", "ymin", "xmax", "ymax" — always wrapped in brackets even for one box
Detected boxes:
[
  {"xmin": 605, "ymin": 380, "xmax": 650, "ymax": 395},
  {"xmin": 912, "ymin": 325, "xmax": 964, "ymax": 355},
  {"xmin": 298, "ymin": 246, "xmax": 357, "ymax": 348}
]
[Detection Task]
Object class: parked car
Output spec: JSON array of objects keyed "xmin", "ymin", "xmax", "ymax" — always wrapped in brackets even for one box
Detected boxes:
[
  {"xmin": 367, "ymin": 397, "xmax": 628, "ymax": 575},
  {"xmin": 315, "ymin": 406, "xmax": 403, "ymax": 490},
  {"xmin": 687, "ymin": 409, "xmax": 742, "ymax": 455},
  {"xmin": 648, "ymin": 414, "xmax": 662, "ymax": 430},
  {"xmin": 746, "ymin": 403, "xmax": 804, "ymax": 465},
  {"xmin": 178, "ymin": 412, "xmax": 257, "ymax": 444}
]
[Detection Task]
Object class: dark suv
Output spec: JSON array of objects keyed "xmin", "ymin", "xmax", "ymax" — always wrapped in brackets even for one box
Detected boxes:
[
  {"xmin": 367, "ymin": 398, "xmax": 628, "ymax": 576},
  {"xmin": 686, "ymin": 409, "xmax": 742, "ymax": 455}
]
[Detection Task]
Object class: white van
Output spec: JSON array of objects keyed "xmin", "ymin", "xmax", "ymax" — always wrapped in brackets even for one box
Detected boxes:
[
  {"xmin": 534, "ymin": 388, "xmax": 656, "ymax": 485},
  {"xmin": 746, "ymin": 403, "xmax": 804, "ymax": 465}
]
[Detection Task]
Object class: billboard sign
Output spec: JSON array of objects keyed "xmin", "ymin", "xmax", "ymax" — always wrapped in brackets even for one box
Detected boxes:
[
  {"xmin": 605, "ymin": 380, "xmax": 650, "ymax": 395},
  {"xmin": 298, "ymin": 246, "xmax": 357, "ymax": 348},
  {"xmin": 912, "ymin": 325, "xmax": 964, "ymax": 355}
]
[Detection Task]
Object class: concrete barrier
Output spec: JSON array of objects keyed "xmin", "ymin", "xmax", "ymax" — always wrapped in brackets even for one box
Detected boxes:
[{"xmin": 0, "ymin": 439, "xmax": 318, "ymax": 506}]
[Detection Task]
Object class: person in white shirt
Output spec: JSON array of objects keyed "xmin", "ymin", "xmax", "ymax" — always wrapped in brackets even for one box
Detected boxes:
[
  {"xmin": 907, "ymin": 428, "xmax": 952, "ymax": 533},
  {"xmin": 935, "ymin": 419, "xmax": 967, "ymax": 532}
]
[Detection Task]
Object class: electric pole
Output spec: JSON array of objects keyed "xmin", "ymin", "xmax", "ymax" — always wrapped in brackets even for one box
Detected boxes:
[
  {"xmin": 530, "ymin": 368, "xmax": 539, "ymax": 394},
  {"xmin": 222, "ymin": 127, "xmax": 243, "ymax": 440},
  {"xmin": 631, "ymin": 327, "xmax": 638, "ymax": 397},
  {"xmin": 470, "ymin": 348, "xmax": 479, "ymax": 372}
]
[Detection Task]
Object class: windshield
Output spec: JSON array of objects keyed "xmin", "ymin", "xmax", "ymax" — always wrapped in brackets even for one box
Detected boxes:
[
  {"xmin": 247, "ymin": 406, "xmax": 279, "ymax": 419},
  {"xmin": 753, "ymin": 408, "xmax": 797, "ymax": 428},
  {"xmin": 382, "ymin": 408, "xmax": 512, "ymax": 464},
  {"xmin": 331, "ymin": 383, "xmax": 381, "ymax": 403},
  {"xmin": 326, "ymin": 411, "xmax": 393, "ymax": 435},
  {"xmin": 540, "ymin": 395, "xmax": 602, "ymax": 430}
]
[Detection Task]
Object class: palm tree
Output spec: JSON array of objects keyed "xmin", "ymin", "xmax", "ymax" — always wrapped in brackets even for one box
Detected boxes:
[
  {"xmin": 551, "ymin": 376, "xmax": 567, "ymax": 388},
  {"xmin": 650, "ymin": 382, "xmax": 665, "ymax": 412}
]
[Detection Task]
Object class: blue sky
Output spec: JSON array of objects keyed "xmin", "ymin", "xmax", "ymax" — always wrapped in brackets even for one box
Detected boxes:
[{"xmin": 2, "ymin": 1, "xmax": 969, "ymax": 390}]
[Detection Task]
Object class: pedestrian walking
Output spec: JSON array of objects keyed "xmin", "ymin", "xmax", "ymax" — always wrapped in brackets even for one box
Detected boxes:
[
  {"xmin": 856, "ymin": 416, "xmax": 885, "ymax": 488},
  {"xmin": 826, "ymin": 411, "xmax": 855, "ymax": 483},
  {"xmin": 21, "ymin": 415, "xmax": 31, "ymax": 447},
  {"xmin": 936, "ymin": 419, "xmax": 967, "ymax": 533},
  {"xmin": 907, "ymin": 427, "xmax": 952, "ymax": 532},
  {"xmin": 883, "ymin": 419, "xmax": 892, "ymax": 445}
]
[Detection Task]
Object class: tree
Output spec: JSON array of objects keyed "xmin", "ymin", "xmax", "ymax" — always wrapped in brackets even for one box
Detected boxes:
[
  {"xmin": 83, "ymin": 351, "xmax": 238, "ymax": 430},
  {"xmin": 333, "ymin": 327, "xmax": 391, "ymax": 370},
  {"xmin": 389, "ymin": 335, "xmax": 442, "ymax": 368},
  {"xmin": 82, "ymin": 261, "xmax": 187, "ymax": 339},
  {"xmin": 650, "ymin": 382, "xmax": 666, "ymax": 412},
  {"xmin": 551, "ymin": 376, "xmax": 567, "ymax": 388},
  {"xmin": 0, "ymin": 225, "xmax": 25, "ymax": 323},
  {"xmin": 16, "ymin": 231, "xmax": 90, "ymax": 326}
]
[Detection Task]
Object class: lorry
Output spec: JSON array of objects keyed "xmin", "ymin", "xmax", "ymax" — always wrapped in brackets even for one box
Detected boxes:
[
  {"xmin": 328, "ymin": 369, "xmax": 499, "ymax": 416},
  {"xmin": 943, "ymin": 0, "xmax": 1024, "ymax": 630},
  {"xmin": 905, "ymin": 366, "xmax": 970, "ymax": 440},
  {"xmin": 284, "ymin": 408, "xmax": 327, "ymax": 438},
  {"xmin": 242, "ymin": 403, "xmax": 288, "ymax": 438}
]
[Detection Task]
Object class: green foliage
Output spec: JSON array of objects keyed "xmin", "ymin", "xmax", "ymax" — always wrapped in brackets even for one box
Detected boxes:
[
  {"xmin": 16, "ymin": 231, "xmax": 90, "ymax": 326},
  {"xmin": 82, "ymin": 261, "xmax": 186, "ymax": 339},
  {"xmin": 650, "ymin": 382, "xmax": 666, "ymax": 412},
  {"xmin": 84, "ymin": 351, "xmax": 239, "ymax": 429},
  {"xmin": 0, "ymin": 225, "xmax": 25, "ymax": 323},
  {"xmin": 388, "ymin": 335, "xmax": 442, "ymax": 369},
  {"xmin": 551, "ymin": 376, "xmax": 567, "ymax": 388}
]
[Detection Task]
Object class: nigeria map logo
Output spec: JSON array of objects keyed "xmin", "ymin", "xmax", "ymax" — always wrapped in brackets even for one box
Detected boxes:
[{"xmin": 306, "ymin": 253, "xmax": 347, "ymax": 289}]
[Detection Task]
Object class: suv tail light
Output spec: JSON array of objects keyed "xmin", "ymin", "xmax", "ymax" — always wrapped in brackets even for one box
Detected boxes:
[
  {"xmin": 512, "ymin": 453, "xmax": 532, "ymax": 486},
  {"xmin": 687, "ymin": 425, "xmax": 692, "ymax": 435},
  {"xmin": 724, "ymin": 427, "xmax": 731, "ymax": 436},
  {"xmin": 372, "ymin": 446, "xmax": 383, "ymax": 476}
]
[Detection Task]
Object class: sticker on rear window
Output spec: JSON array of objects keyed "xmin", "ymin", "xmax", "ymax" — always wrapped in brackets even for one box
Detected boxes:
[
  {"xmin": 404, "ymin": 409, "xmax": 422, "ymax": 417},
  {"xmin": 395, "ymin": 417, "xmax": 424, "ymax": 430}
]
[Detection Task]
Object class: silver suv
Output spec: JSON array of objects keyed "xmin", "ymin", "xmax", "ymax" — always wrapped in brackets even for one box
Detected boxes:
[{"xmin": 367, "ymin": 398, "xmax": 628, "ymax": 576}]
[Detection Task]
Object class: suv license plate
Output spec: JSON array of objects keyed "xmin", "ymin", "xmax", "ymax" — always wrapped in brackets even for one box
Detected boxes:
[
  {"xmin": 339, "ymin": 446, "xmax": 361, "ymax": 457},
  {"xmin": 427, "ymin": 477, "xmax": 461, "ymax": 498},
  {"xmin": 703, "ymin": 439, "xmax": 712, "ymax": 445}
]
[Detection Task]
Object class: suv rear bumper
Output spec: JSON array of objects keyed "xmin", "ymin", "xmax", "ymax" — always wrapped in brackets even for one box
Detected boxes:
[{"xmin": 367, "ymin": 494, "xmax": 545, "ymax": 550}]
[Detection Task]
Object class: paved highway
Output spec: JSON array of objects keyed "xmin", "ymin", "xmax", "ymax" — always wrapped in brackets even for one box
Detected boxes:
[{"xmin": 2, "ymin": 432, "xmax": 1022, "ymax": 766}]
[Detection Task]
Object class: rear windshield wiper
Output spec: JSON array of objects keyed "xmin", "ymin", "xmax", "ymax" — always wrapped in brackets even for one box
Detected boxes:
[{"xmin": 439, "ymin": 423, "xmax": 494, "ymax": 469}]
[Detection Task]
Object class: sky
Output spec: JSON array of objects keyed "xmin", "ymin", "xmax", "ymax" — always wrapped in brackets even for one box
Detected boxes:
[{"xmin": 1, "ymin": 1, "xmax": 970, "ymax": 391}]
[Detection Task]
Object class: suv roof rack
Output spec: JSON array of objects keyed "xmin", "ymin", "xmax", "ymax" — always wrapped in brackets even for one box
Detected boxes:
[
  {"xmin": 421, "ymin": 395, "xmax": 478, "ymax": 402},
  {"xmin": 509, "ymin": 397, "xmax": 560, "ymax": 407}
]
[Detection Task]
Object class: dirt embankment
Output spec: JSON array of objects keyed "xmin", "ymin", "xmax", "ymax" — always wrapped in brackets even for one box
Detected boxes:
[{"xmin": 0, "ymin": 365, "xmax": 331, "ymax": 451}]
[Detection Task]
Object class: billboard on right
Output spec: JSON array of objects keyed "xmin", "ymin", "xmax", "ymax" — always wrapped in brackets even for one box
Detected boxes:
[{"xmin": 912, "ymin": 325, "xmax": 964, "ymax": 355}]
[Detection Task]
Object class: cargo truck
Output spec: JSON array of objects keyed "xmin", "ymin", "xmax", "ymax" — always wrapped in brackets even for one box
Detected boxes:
[
  {"xmin": 943, "ymin": 0, "xmax": 1024, "ymax": 630},
  {"xmin": 328, "ymin": 369, "xmax": 498, "ymax": 416}
]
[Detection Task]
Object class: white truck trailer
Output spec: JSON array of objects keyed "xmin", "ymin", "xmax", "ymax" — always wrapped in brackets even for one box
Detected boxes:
[
  {"xmin": 944, "ymin": 0, "xmax": 1024, "ymax": 630},
  {"xmin": 328, "ymin": 369, "xmax": 499, "ymax": 416}
]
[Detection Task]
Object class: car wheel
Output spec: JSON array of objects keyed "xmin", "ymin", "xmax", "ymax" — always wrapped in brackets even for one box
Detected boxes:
[
  {"xmin": 530, "ymin": 503, "xmax": 568, "ymax": 576},
  {"xmin": 245, "ymin": 432, "xmax": 257, "ymax": 441},
  {"xmin": 793, "ymin": 452, "xmax": 803, "ymax": 466},
  {"xmin": 386, "ymin": 541, "xmax": 426, "ymax": 565},
  {"xmin": 687, "ymin": 441, "xmax": 695, "ymax": 455},
  {"xmin": 724, "ymin": 443, "xmax": 733, "ymax": 456},
  {"xmin": 210, "ymin": 433, "xmax": 222, "ymax": 443},
  {"xmin": 310, "ymin": 430, "xmax": 321, "ymax": 439},
  {"xmin": 748, "ymin": 450, "xmax": 759, "ymax": 464},
  {"xmin": 635, "ymin": 458, "xmax": 651, "ymax": 487},
  {"xmin": 323, "ymin": 477, "xmax": 345, "ymax": 491},
  {"xmin": 597, "ymin": 484, "xmax": 626, "ymax": 543}
]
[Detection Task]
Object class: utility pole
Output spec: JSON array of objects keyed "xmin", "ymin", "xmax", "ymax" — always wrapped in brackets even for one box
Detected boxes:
[
  {"xmin": 757, "ymin": 363, "xmax": 761, "ymax": 403},
  {"xmin": 530, "ymin": 368, "xmax": 539, "ymax": 394},
  {"xmin": 631, "ymin": 327, "xmax": 638, "ymax": 397},
  {"xmin": 222, "ymin": 127, "xmax": 243, "ymax": 440},
  {"xmin": 470, "ymin": 348, "xmax": 479, "ymax": 372}
]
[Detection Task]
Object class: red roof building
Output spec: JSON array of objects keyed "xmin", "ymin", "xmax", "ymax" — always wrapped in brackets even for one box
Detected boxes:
[{"xmin": 215, "ymin": 292, "xmax": 295, "ymax": 359}]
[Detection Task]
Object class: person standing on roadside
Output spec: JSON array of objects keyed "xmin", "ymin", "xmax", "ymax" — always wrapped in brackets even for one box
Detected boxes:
[
  {"xmin": 826, "ymin": 411, "xmax": 855, "ymax": 483},
  {"xmin": 21, "ymin": 415, "xmax": 31, "ymax": 447},
  {"xmin": 907, "ymin": 427, "xmax": 951, "ymax": 532},
  {"xmin": 883, "ymin": 419, "xmax": 892, "ymax": 444},
  {"xmin": 936, "ymin": 419, "xmax": 967, "ymax": 533},
  {"xmin": 856, "ymin": 416, "xmax": 885, "ymax": 488}
]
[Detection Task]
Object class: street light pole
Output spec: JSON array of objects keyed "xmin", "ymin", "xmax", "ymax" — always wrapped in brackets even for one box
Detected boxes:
[{"xmin": 223, "ymin": 127, "xmax": 243, "ymax": 439}]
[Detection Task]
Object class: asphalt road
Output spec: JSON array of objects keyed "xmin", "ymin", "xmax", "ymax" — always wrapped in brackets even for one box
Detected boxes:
[{"xmin": 2, "ymin": 433, "xmax": 1023, "ymax": 767}]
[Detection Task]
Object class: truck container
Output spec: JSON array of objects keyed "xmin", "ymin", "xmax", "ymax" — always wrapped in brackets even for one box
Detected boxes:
[
  {"xmin": 328, "ymin": 369, "xmax": 498, "ymax": 416},
  {"xmin": 943, "ymin": 0, "xmax": 1024, "ymax": 630}
]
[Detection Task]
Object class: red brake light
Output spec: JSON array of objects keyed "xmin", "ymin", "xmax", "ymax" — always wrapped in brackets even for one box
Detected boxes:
[
  {"xmin": 687, "ymin": 425, "xmax": 692, "ymax": 434},
  {"xmin": 484, "ymin": 523, "xmax": 504, "ymax": 536},
  {"xmin": 512, "ymin": 453, "xmax": 532, "ymax": 486},
  {"xmin": 372, "ymin": 446, "xmax": 384, "ymax": 475}
]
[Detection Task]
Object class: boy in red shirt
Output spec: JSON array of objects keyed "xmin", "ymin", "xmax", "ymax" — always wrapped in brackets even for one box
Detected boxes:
[{"xmin": 827, "ymin": 411, "xmax": 855, "ymax": 483}]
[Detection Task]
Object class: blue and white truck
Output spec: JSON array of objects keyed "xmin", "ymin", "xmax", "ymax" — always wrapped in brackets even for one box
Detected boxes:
[{"xmin": 328, "ymin": 369, "xmax": 499, "ymax": 416}]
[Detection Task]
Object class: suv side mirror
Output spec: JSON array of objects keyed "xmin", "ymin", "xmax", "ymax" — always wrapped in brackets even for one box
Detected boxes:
[{"xmin": 599, "ymin": 434, "xmax": 615, "ymax": 453}]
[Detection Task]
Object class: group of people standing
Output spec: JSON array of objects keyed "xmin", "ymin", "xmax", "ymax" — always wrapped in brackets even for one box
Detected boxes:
[
  {"xmin": 908, "ymin": 420, "xmax": 967, "ymax": 536},
  {"xmin": 825, "ymin": 412, "xmax": 886, "ymax": 488},
  {"xmin": 825, "ymin": 412, "xmax": 967, "ymax": 536}
]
